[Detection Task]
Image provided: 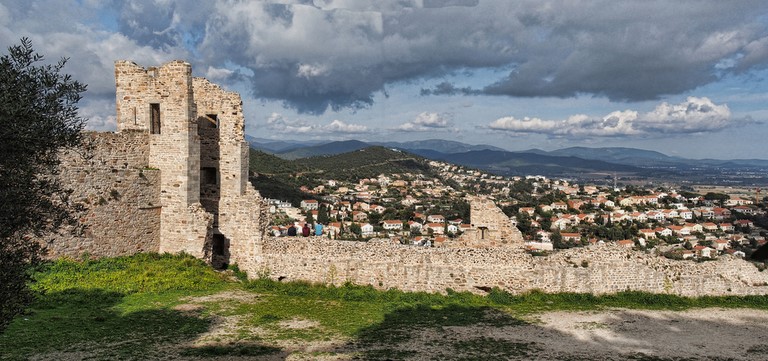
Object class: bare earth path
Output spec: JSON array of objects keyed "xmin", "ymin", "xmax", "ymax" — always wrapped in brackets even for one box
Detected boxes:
[
  {"xmin": 175, "ymin": 291, "xmax": 768, "ymax": 361},
  {"xmin": 333, "ymin": 308, "xmax": 768, "ymax": 360},
  {"xmin": 483, "ymin": 308, "xmax": 768, "ymax": 360}
]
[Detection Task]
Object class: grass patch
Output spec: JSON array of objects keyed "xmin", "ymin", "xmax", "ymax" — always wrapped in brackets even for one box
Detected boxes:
[
  {"xmin": 1, "ymin": 253, "xmax": 230, "ymax": 360},
  {"xmin": 3, "ymin": 253, "xmax": 768, "ymax": 360}
]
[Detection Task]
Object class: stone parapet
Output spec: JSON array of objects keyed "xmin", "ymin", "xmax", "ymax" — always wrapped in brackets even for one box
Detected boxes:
[{"xmin": 253, "ymin": 238, "xmax": 768, "ymax": 297}]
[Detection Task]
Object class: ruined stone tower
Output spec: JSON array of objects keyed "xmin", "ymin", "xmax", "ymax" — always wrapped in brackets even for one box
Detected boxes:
[
  {"xmin": 452, "ymin": 196, "xmax": 524, "ymax": 248},
  {"xmin": 113, "ymin": 60, "xmax": 266, "ymax": 269}
]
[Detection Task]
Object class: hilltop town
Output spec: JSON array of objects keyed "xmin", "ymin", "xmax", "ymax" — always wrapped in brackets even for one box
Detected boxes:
[{"xmin": 265, "ymin": 157, "xmax": 767, "ymax": 263}]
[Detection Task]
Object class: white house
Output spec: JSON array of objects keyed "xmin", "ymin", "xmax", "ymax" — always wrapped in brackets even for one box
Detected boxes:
[
  {"xmin": 381, "ymin": 220, "xmax": 403, "ymax": 231},
  {"xmin": 427, "ymin": 214, "xmax": 445, "ymax": 223},
  {"xmin": 426, "ymin": 222, "xmax": 445, "ymax": 235},
  {"xmin": 300, "ymin": 199, "xmax": 319, "ymax": 210},
  {"xmin": 360, "ymin": 223, "xmax": 375, "ymax": 236}
]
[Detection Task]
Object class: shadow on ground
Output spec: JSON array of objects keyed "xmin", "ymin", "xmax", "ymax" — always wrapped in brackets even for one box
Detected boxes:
[
  {"xmin": 0, "ymin": 288, "xmax": 284, "ymax": 361},
  {"xmin": 344, "ymin": 304, "xmax": 768, "ymax": 361},
  {"xmin": 4, "ymin": 289, "xmax": 768, "ymax": 360}
]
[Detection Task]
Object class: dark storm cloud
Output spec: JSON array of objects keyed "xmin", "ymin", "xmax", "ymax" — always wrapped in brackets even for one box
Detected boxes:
[
  {"xmin": 6, "ymin": 0, "xmax": 768, "ymax": 116},
  {"xmin": 192, "ymin": 0, "xmax": 768, "ymax": 112},
  {"xmin": 192, "ymin": 0, "xmax": 519, "ymax": 113},
  {"xmin": 113, "ymin": 0, "xmax": 180, "ymax": 48}
]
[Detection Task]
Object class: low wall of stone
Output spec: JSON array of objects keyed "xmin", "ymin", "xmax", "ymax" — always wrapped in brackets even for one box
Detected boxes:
[
  {"xmin": 254, "ymin": 237, "xmax": 768, "ymax": 297},
  {"xmin": 43, "ymin": 131, "xmax": 161, "ymax": 258}
]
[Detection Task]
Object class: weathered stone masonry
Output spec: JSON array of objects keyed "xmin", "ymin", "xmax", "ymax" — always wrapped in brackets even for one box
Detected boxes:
[
  {"xmin": 46, "ymin": 59, "xmax": 768, "ymax": 297},
  {"xmin": 258, "ymin": 238, "xmax": 768, "ymax": 297},
  {"xmin": 48, "ymin": 131, "xmax": 160, "ymax": 257},
  {"xmin": 48, "ymin": 60, "xmax": 268, "ymax": 266}
]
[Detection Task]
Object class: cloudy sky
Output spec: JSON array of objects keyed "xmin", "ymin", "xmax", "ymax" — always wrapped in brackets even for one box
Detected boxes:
[{"xmin": 2, "ymin": 0, "xmax": 768, "ymax": 159}]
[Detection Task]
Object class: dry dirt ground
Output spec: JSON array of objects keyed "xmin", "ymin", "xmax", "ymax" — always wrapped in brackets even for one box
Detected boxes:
[{"xmin": 174, "ymin": 292, "xmax": 768, "ymax": 361}]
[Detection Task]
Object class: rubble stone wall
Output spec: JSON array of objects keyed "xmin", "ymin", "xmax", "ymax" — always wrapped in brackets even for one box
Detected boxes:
[
  {"xmin": 45, "ymin": 131, "xmax": 161, "ymax": 258},
  {"xmin": 192, "ymin": 77, "xmax": 268, "ymax": 268},
  {"xmin": 255, "ymin": 237, "xmax": 768, "ymax": 297}
]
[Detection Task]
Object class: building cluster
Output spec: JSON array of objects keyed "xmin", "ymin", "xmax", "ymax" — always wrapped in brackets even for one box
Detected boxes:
[
  {"xmin": 267, "ymin": 158, "xmax": 767, "ymax": 261},
  {"xmin": 265, "ymin": 170, "xmax": 471, "ymax": 246}
]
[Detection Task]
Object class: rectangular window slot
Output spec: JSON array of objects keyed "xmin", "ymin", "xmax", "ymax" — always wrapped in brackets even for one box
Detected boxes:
[
  {"xmin": 150, "ymin": 103, "xmax": 161, "ymax": 134},
  {"xmin": 201, "ymin": 167, "xmax": 217, "ymax": 185}
]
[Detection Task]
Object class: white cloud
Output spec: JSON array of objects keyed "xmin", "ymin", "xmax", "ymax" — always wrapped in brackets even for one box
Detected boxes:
[
  {"xmin": 397, "ymin": 112, "xmax": 452, "ymax": 131},
  {"xmin": 297, "ymin": 63, "xmax": 329, "ymax": 78},
  {"xmin": 265, "ymin": 113, "xmax": 368, "ymax": 134},
  {"xmin": 81, "ymin": 99, "xmax": 117, "ymax": 131},
  {"xmin": 323, "ymin": 119, "xmax": 368, "ymax": 133},
  {"xmin": 205, "ymin": 66, "xmax": 235, "ymax": 80},
  {"xmin": 265, "ymin": 112, "xmax": 314, "ymax": 133},
  {"xmin": 489, "ymin": 97, "xmax": 745, "ymax": 137}
]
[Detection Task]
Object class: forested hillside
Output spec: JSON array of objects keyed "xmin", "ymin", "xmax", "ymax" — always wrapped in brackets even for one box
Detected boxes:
[
  {"xmin": 248, "ymin": 146, "xmax": 435, "ymax": 205},
  {"xmin": 294, "ymin": 146, "xmax": 435, "ymax": 180}
]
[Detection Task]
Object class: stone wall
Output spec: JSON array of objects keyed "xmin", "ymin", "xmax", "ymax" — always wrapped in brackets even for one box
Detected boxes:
[
  {"xmin": 44, "ymin": 131, "xmax": 161, "ymax": 258},
  {"xmin": 43, "ymin": 59, "xmax": 267, "ymax": 267},
  {"xmin": 254, "ymin": 237, "xmax": 768, "ymax": 297},
  {"xmin": 192, "ymin": 77, "xmax": 268, "ymax": 269},
  {"xmin": 450, "ymin": 196, "xmax": 524, "ymax": 248}
]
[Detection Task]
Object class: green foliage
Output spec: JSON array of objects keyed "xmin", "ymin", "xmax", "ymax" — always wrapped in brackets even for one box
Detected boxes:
[
  {"xmin": 703, "ymin": 192, "xmax": 729, "ymax": 203},
  {"xmin": 249, "ymin": 173, "xmax": 310, "ymax": 207},
  {"xmin": 294, "ymin": 146, "xmax": 435, "ymax": 181},
  {"xmin": 248, "ymin": 148, "xmax": 308, "ymax": 175},
  {"xmin": 349, "ymin": 223, "xmax": 362, "ymax": 236},
  {"xmin": 0, "ymin": 38, "xmax": 87, "ymax": 331},
  {"xmin": 1, "ymin": 253, "xmax": 228, "ymax": 359}
]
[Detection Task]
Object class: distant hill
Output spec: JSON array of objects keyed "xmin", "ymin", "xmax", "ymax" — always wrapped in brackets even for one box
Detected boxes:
[
  {"xmin": 249, "ymin": 148, "xmax": 309, "ymax": 174},
  {"xmin": 375, "ymin": 139, "xmax": 506, "ymax": 153},
  {"xmin": 294, "ymin": 146, "xmax": 434, "ymax": 180},
  {"xmin": 421, "ymin": 149, "xmax": 643, "ymax": 177},
  {"xmin": 276, "ymin": 140, "xmax": 371, "ymax": 160},
  {"xmin": 547, "ymin": 147, "xmax": 683, "ymax": 165},
  {"xmin": 245, "ymin": 135, "xmax": 325, "ymax": 153},
  {"xmin": 263, "ymin": 138, "xmax": 505, "ymax": 160},
  {"xmin": 247, "ymin": 137, "xmax": 768, "ymax": 184},
  {"xmin": 537, "ymin": 146, "xmax": 768, "ymax": 169}
]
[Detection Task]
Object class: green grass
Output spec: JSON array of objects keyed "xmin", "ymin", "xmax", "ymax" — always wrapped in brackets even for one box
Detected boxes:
[{"xmin": 2, "ymin": 253, "xmax": 768, "ymax": 360}]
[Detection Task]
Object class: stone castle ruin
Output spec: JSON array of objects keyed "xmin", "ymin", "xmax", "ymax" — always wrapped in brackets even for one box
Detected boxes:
[
  {"xmin": 49, "ymin": 60, "xmax": 268, "ymax": 271},
  {"xmin": 45, "ymin": 60, "xmax": 768, "ymax": 297},
  {"xmin": 451, "ymin": 196, "xmax": 524, "ymax": 248}
]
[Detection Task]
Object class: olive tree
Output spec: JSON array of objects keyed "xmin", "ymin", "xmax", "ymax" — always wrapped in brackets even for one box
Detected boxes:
[{"xmin": 0, "ymin": 38, "xmax": 86, "ymax": 331}]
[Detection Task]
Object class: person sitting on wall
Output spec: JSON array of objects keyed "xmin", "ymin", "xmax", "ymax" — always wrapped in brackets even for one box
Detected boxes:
[
  {"xmin": 315, "ymin": 223, "xmax": 323, "ymax": 236},
  {"xmin": 287, "ymin": 224, "xmax": 297, "ymax": 236},
  {"xmin": 302, "ymin": 223, "xmax": 311, "ymax": 237}
]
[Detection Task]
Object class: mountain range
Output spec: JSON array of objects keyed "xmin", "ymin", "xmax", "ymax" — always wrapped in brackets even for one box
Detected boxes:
[{"xmin": 246, "ymin": 137, "xmax": 768, "ymax": 183}]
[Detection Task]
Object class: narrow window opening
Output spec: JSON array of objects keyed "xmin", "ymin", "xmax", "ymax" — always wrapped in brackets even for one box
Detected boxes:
[
  {"xmin": 205, "ymin": 114, "xmax": 218, "ymax": 128},
  {"xmin": 201, "ymin": 167, "xmax": 217, "ymax": 185},
  {"xmin": 150, "ymin": 103, "xmax": 161, "ymax": 134}
]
